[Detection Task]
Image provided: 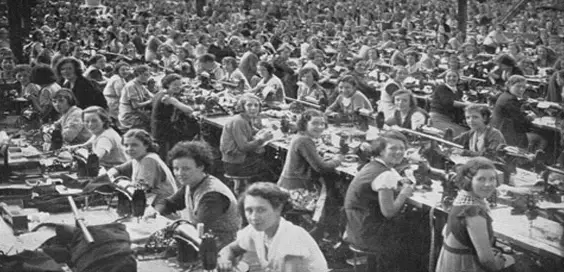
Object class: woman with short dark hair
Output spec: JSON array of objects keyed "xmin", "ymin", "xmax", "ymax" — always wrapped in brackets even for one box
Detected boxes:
[
  {"xmin": 55, "ymin": 57, "xmax": 108, "ymax": 109},
  {"xmin": 385, "ymin": 89, "xmax": 428, "ymax": 129},
  {"xmin": 436, "ymin": 157, "xmax": 514, "ymax": 272},
  {"xmin": 51, "ymin": 88, "xmax": 92, "ymax": 145},
  {"xmin": 453, "ymin": 104, "xmax": 506, "ymax": 157},
  {"xmin": 154, "ymin": 140, "xmax": 241, "ymax": 248},
  {"xmin": 251, "ymin": 61, "xmax": 285, "ymax": 103},
  {"xmin": 30, "ymin": 64, "xmax": 61, "ymax": 122},
  {"xmin": 218, "ymin": 182, "xmax": 328, "ymax": 272}
]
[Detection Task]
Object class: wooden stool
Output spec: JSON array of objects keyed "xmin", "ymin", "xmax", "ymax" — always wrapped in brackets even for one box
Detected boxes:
[
  {"xmin": 348, "ymin": 244, "xmax": 378, "ymax": 272},
  {"xmin": 224, "ymin": 174, "xmax": 254, "ymax": 196}
]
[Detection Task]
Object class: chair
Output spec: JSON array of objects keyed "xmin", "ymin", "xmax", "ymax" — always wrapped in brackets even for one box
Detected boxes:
[
  {"xmin": 223, "ymin": 174, "xmax": 254, "ymax": 196},
  {"xmin": 348, "ymin": 244, "xmax": 378, "ymax": 272}
]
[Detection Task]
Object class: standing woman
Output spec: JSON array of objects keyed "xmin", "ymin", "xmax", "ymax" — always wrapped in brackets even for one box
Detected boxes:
[
  {"xmin": 107, "ymin": 129, "xmax": 179, "ymax": 206},
  {"xmin": 51, "ymin": 88, "xmax": 92, "ymax": 145},
  {"xmin": 429, "ymin": 70, "xmax": 466, "ymax": 136},
  {"xmin": 103, "ymin": 62, "xmax": 130, "ymax": 118},
  {"xmin": 218, "ymin": 182, "xmax": 328, "ymax": 272},
  {"xmin": 151, "ymin": 73, "xmax": 197, "ymax": 159},
  {"xmin": 436, "ymin": 157, "xmax": 513, "ymax": 272},
  {"xmin": 55, "ymin": 57, "xmax": 108, "ymax": 109}
]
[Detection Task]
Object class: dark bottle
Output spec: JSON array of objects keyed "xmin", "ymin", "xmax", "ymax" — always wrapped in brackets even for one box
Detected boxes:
[
  {"xmin": 200, "ymin": 232, "xmax": 218, "ymax": 271},
  {"xmin": 51, "ymin": 128, "xmax": 63, "ymax": 151}
]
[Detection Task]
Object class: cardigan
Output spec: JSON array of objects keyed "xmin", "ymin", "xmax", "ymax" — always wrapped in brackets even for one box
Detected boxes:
[{"xmin": 453, "ymin": 126, "xmax": 506, "ymax": 156}]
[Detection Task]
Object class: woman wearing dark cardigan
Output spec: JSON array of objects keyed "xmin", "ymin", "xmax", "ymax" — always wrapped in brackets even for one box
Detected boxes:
[
  {"xmin": 429, "ymin": 70, "xmax": 466, "ymax": 136},
  {"xmin": 55, "ymin": 57, "xmax": 108, "ymax": 110},
  {"xmin": 453, "ymin": 104, "xmax": 506, "ymax": 157}
]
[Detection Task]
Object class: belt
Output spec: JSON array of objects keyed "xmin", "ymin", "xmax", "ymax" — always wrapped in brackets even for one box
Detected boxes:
[{"xmin": 442, "ymin": 243, "xmax": 476, "ymax": 255}]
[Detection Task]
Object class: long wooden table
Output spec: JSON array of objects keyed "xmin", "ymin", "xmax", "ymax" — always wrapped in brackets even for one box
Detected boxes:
[{"xmin": 201, "ymin": 114, "xmax": 564, "ymax": 262}]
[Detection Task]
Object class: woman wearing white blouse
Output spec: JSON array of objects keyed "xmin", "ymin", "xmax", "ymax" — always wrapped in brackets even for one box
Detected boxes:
[{"xmin": 103, "ymin": 62, "xmax": 131, "ymax": 118}]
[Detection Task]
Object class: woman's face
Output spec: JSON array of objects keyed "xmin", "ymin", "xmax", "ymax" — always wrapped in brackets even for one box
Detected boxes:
[
  {"xmin": 338, "ymin": 81, "xmax": 356, "ymax": 98},
  {"xmin": 257, "ymin": 65, "xmax": 269, "ymax": 78},
  {"xmin": 301, "ymin": 71, "xmax": 314, "ymax": 85},
  {"xmin": 1, "ymin": 59, "xmax": 14, "ymax": 71},
  {"xmin": 368, "ymin": 49, "xmax": 378, "ymax": 60},
  {"xmin": 510, "ymin": 81, "xmax": 527, "ymax": 97},
  {"xmin": 244, "ymin": 195, "xmax": 282, "ymax": 233},
  {"xmin": 445, "ymin": 71, "xmax": 459, "ymax": 86},
  {"xmin": 172, "ymin": 157, "xmax": 205, "ymax": 187},
  {"xmin": 537, "ymin": 47, "xmax": 547, "ymax": 57},
  {"xmin": 52, "ymin": 97, "xmax": 71, "ymax": 114},
  {"xmin": 95, "ymin": 57, "xmax": 107, "ymax": 69},
  {"xmin": 394, "ymin": 93, "xmax": 411, "ymax": 113},
  {"xmin": 118, "ymin": 65, "xmax": 131, "ymax": 78},
  {"xmin": 167, "ymin": 79, "xmax": 183, "ymax": 93},
  {"xmin": 123, "ymin": 136, "xmax": 149, "ymax": 160},
  {"xmin": 465, "ymin": 110, "xmax": 486, "ymax": 131},
  {"xmin": 60, "ymin": 62, "xmax": 76, "ymax": 80},
  {"xmin": 395, "ymin": 68, "xmax": 408, "ymax": 82},
  {"xmin": 354, "ymin": 61, "xmax": 367, "ymax": 74},
  {"xmin": 406, "ymin": 54, "xmax": 416, "ymax": 65},
  {"xmin": 60, "ymin": 42, "xmax": 70, "ymax": 53},
  {"xmin": 379, "ymin": 138, "xmax": 406, "ymax": 166},
  {"xmin": 471, "ymin": 169, "xmax": 497, "ymax": 198},
  {"xmin": 84, "ymin": 112, "xmax": 105, "ymax": 135},
  {"xmin": 243, "ymin": 99, "xmax": 261, "ymax": 117},
  {"xmin": 15, "ymin": 72, "xmax": 30, "ymax": 84},
  {"xmin": 305, "ymin": 116, "xmax": 326, "ymax": 139},
  {"xmin": 509, "ymin": 44, "xmax": 518, "ymax": 55}
]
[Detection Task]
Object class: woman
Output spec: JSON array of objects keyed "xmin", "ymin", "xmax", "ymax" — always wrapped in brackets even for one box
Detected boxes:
[
  {"xmin": 218, "ymin": 182, "xmax": 328, "ymax": 272},
  {"xmin": 379, "ymin": 66, "xmax": 408, "ymax": 120},
  {"xmin": 119, "ymin": 65, "xmax": 154, "ymax": 130},
  {"xmin": 296, "ymin": 68, "xmax": 326, "ymax": 104},
  {"xmin": 50, "ymin": 40, "xmax": 70, "ymax": 69},
  {"xmin": 385, "ymin": 90, "xmax": 428, "ymax": 130},
  {"xmin": 490, "ymin": 75, "xmax": 536, "ymax": 149},
  {"xmin": 158, "ymin": 44, "xmax": 180, "ymax": 72},
  {"xmin": 488, "ymin": 54, "xmax": 524, "ymax": 86},
  {"xmin": 366, "ymin": 47, "xmax": 384, "ymax": 71},
  {"xmin": 107, "ymin": 129, "xmax": 179, "ymax": 206},
  {"xmin": 278, "ymin": 110, "xmax": 342, "ymax": 213},
  {"xmin": 67, "ymin": 106, "xmax": 127, "ymax": 168},
  {"xmin": 151, "ymin": 73, "xmax": 197, "ymax": 159},
  {"xmin": 508, "ymin": 42, "xmax": 526, "ymax": 64},
  {"xmin": 51, "ymin": 88, "xmax": 92, "ymax": 145},
  {"xmin": 221, "ymin": 56, "xmax": 251, "ymax": 92},
  {"xmin": 103, "ymin": 62, "xmax": 130, "ymax": 118},
  {"xmin": 453, "ymin": 104, "xmax": 506, "ymax": 157},
  {"xmin": 154, "ymin": 141, "xmax": 241, "ymax": 248},
  {"xmin": 219, "ymin": 94, "xmax": 274, "ymax": 186},
  {"xmin": 534, "ymin": 45, "xmax": 556, "ymax": 69},
  {"xmin": 251, "ymin": 61, "xmax": 285, "ymax": 103},
  {"xmin": 344, "ymin": 130, "xmax": 426, "ymax": 271},
  {"xmin": 83, "ymin": 54, "xmax": 108, "ymax": 87},
  {"xmin": 436, "ymin": 157, "xmax": 514, "ymax": 272},
  {"xmin": 55, "ymin": 57, "xmax": 108, "ymax": 109},
  {"xmin": 29, "ymin": 64, "xmax": 61, "ymax": 122},
  {"xmin": 429, "ymin": 70, "xmax": 466, "ymax": 136},
  {"xmin": 325, "ymin": 75, "xmax": 373, "ymax": 118},
  {"xmin": 13, "ymin": 64, "xmax": 40, "ymax": 99}
]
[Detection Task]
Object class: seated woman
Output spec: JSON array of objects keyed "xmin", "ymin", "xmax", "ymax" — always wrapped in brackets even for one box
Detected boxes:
[
  {"xmin": 221, "ymin": 56, "xmax": 251, "ymax": 92},
  {"xmin": 344, "ymin": 130, "xmax": 427, "ymax": 272},
  {"xmin": 251, "ymin": 61, "xmax": 285, "ymax": 103},
  {"xmin": 380, "ymin": 66, "xmax": 408, "ymax": 120},
  {"xmin": 491, "ymin": 75, "xmax": 545, "ymax": 151},
  {"xmin": 429, "ymin": 70, "xmax": 466, "ymax": 136},
  {"xmin": 153, "ymin": 141, "xmax": 241, "ymax": 248},
  {"xmin": 385, "ymin": 90, "xmax": 428, "ymax": 130},
  {"xmin": 453, "ymin": 104, "xmax": 506, "ymax": 157},
  {"xmin": 83, "ymin": 54, "xmax": 108, "ymax": 88},
  {"xmin": 51, "ymin": 88, "xmax": 92, "ymax": 145},
  {"xmin": 325, "ymin": 75, "xmax": 373, "ymax": 118},
  {"xmin": 151, "ymin": 73, "xmax": 197, "ymax": 159},
  {"xmin": 436, "ymin": 157, "xmax": 514, "ymax": 272},
  {"xmin": 278, "ymin": 110, "xmax": 342, "ymax": 228},
  {"xmin": 107, "ymin": 129, "xmax": 179, "ymax": 206},
  {"xmin": 296, "ymin": 67, "xmax": 327, "ymax": 104},
  {"xmin": 219, "ymin": 94, "xmax": 274, "ymax": 188},
  {"xmin": 29, "ymin": 64, "xmax": 61, "ymax": 123},
  {"xmin": 103, "ymin": 62, "xmax": 131, "ymax": 118},
  {"xmin": 66, "ymin": 106, "xmax": 126, "ymax": 168},
  {"xmin": 218, "ymin": 182, "xmax": 328, "ymax": 272},
  {"xmin": 487, "ymin": 54, "xmax": 524, "ymax": 86},
  {"xmin": 546, "ymin": 69, "xmax": 564, "ymax": 103}
]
